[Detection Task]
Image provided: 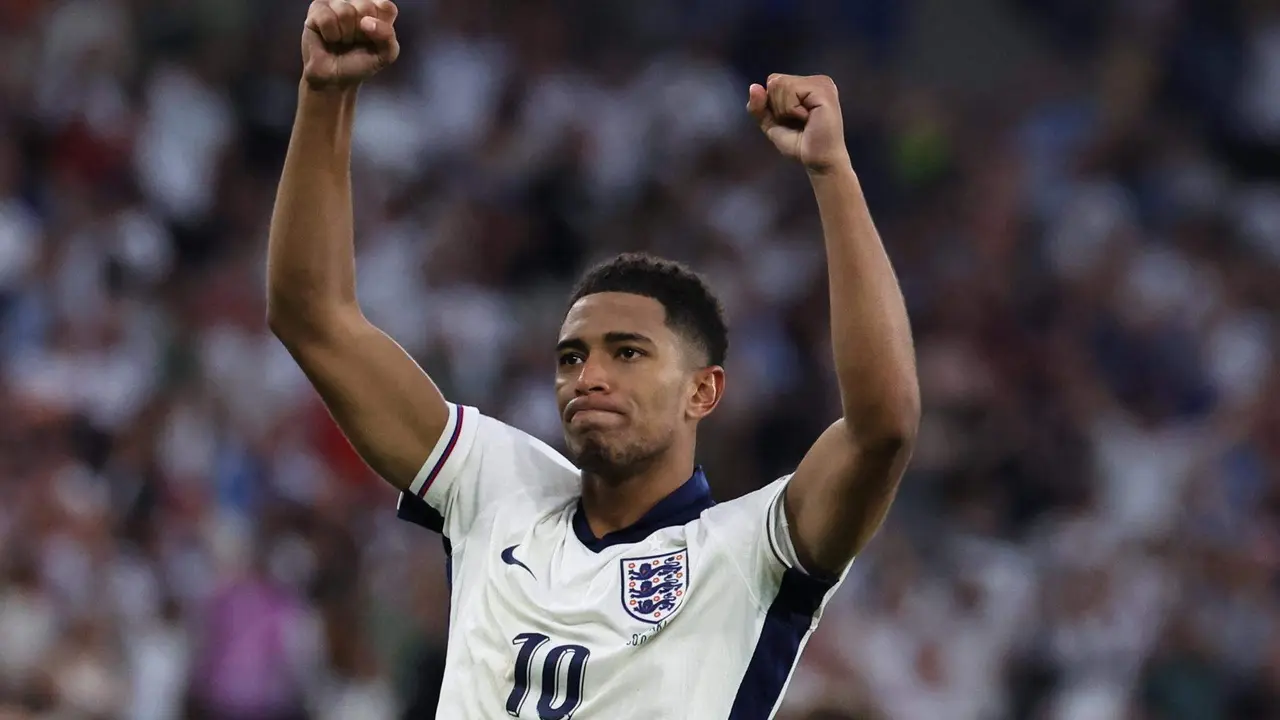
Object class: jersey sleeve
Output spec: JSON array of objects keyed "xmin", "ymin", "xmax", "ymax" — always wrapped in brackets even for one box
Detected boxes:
[
  {"xmin": 393, "ymin": 402, "xmax": 578, "ymax": 542},
  {"xmin": 704, "ymin": 476, "xmax": 851, "ymax": 612}
]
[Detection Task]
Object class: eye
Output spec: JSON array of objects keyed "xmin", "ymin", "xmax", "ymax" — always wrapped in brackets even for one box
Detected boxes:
[
  {"xmin": 558, "ymin": 352, "xmax": 584, "ymax": 367},
  {"xmin": 617, "ymin": 347, "xmax": 645, "ymax": 361}
]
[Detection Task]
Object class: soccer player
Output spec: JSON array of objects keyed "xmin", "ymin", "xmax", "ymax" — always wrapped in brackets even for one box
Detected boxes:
[{"xmin": 267, "ymin": 1, "xmax": 920, "ymax": 718}]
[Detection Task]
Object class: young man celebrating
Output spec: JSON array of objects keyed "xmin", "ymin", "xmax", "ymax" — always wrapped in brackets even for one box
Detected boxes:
[{"xmin": 267, "ymin": 1, "xmax": 920, "ymax": 717}]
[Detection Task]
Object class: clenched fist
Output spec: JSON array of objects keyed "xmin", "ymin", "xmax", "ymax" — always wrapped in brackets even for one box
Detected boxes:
[
  {"xmin": 747, "ymin": 74, "xmax": 851, "ymax": 175},
  {"xmin": 302, "ymin": 0, "xmax": 401, "ymax": 89}
]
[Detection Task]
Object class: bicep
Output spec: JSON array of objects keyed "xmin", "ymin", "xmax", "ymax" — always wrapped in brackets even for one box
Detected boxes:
[
  {"xmin": 784, "ymin": 419, "xmax": 912, "ymax": 575},
  {"xmin": 280, "ymin": 311, "xmax": 448, "ymax": 491}
]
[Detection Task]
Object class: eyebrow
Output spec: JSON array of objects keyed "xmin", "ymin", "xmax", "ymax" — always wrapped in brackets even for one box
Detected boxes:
[{"xmin": 555, "ymin": 332, "xmax": 655, "ymax": 354}]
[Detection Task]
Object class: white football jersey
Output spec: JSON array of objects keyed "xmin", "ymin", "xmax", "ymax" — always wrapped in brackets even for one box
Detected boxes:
[{"xmin": 396, "ymin": 403, "xmax": 849, "ymax": 719}]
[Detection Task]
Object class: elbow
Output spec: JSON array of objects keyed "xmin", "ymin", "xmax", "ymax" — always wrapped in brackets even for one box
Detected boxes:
[
  {"xmin": 265, "ymin": 295, "xmax": 298, "ymax": 340},
  {"xmin": 265, "ymin": 280, "xmax": 292, "ymax": 334},
  {"xmin": 858, "ymin": 421, "xmax": 917, "ymax": 462},
  {"xmin": 265, "ymin": 294, "xmax": 355, "ymax": 345},
  {"xmin": 886, "ymin": 390, "xmax": 922, "ymax": 449},
  {"xmin": 846, "ymin": 386, "xmax": 921, "ymax": 456}
]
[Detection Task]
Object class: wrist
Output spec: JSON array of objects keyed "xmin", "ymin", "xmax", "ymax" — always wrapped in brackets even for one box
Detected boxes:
[
  {"xmin": 298, "ymin": 80, "xmax": 360, "ymax": 115},
  {"xmin": 300, "ymin": 78, "xmax": 361, "ymax": 99},
  {"xmin": 806, "ymin": 155, "xmax": 856, "ymax": 183}
]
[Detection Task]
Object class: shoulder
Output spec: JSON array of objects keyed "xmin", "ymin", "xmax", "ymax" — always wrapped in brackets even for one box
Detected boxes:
[
  {"xmin": 465, "ymin": 406, "xmax": 581, "ymax": 499},
  {"xmin": 698, "ymin": 476, "xmax": 790, "ymax": 532},
  {"xmin": 401, "ymin": 404, "xmax": 580, "ymax": 535},
  {"xmin": 681, "ymin": 476, "xmax": 794, "ymax": 611},
  {"xmin": 689, "ymin": 475, "xmax": 791, "ymax": 570}
]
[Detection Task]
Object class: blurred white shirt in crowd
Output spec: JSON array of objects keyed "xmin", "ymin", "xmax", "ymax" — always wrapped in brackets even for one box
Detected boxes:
[{"xmin": 134, "ymin": 64, "xmax": 234, "ymax": 223}]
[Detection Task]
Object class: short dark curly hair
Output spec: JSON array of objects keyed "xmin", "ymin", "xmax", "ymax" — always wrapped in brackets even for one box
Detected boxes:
[{"xmin": 567, "ymin": 252, "xmax": 729, "ymax": 367}]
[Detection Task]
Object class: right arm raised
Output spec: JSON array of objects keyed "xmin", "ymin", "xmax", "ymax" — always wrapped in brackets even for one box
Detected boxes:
[{"xmin": 267, "ymin": 0, "xmax": 444, "ymax": 492}]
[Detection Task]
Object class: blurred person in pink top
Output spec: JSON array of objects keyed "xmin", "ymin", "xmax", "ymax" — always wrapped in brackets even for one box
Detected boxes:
[{"xmin": 186, "ymin": 549, "xmax": 317, "ymax": 720}]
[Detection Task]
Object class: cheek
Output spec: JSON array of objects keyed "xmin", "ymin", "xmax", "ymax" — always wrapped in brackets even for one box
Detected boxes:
[
  {"xmin": 641, "ymin": 377, "xmax": 687, "ymax": 420},
  {"xmin": 554, "ymin": 375, "xmax": 574, "ymax": 405}
]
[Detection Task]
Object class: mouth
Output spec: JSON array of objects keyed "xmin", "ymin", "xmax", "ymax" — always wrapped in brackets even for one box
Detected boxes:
[
  {"xmin": 570, "ymin": 409, "xmax": 621, "ymax": 424},
  {"xmin": 564, "ymin": 399, "xmax": 626, "ymax": 426}
]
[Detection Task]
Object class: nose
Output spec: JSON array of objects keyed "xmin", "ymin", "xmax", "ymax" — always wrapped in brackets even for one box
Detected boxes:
[{"xmin": 574, "ymin": 356, "xmax": 611, "ymax": 395}]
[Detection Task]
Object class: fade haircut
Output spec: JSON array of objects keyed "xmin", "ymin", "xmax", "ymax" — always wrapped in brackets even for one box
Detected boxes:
[{"xmin": 567, "ymin": 252, "xmax": 729, "ymax": 367}]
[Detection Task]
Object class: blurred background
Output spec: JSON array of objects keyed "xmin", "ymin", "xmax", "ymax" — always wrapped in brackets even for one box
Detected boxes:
[{"xmin": 1, "ymin": 0, "xmax": 1279, "ymax": 718}]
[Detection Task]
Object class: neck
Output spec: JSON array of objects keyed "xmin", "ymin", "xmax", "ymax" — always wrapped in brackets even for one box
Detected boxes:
[{"xmin": 579, "ymin": 445, "xmax": 695, "ymax": 538}]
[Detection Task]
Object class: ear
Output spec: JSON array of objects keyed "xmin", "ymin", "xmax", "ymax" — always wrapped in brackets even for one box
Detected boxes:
[{"xmin": 686, "ymin": 366, "xmax": 725, "ymax": 420}]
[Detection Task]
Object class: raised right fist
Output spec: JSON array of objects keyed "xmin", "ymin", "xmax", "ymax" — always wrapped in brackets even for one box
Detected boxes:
[{"xmin": 302, "ymin": 0, "xmax": 400, "ymax": 89}]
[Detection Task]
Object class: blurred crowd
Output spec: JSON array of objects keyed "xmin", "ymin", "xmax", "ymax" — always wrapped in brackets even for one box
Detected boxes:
[{"xmin": 1, "ymin": 0, "xmax": 1279, "ymax": 718}]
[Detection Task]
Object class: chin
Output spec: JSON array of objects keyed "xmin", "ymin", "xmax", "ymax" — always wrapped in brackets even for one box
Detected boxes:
[
  {"xmin": 566, "ymin": 435, "xmax": 615, "ymax": 468},
  {"xmin": 567, "ymin": 434, "xmax": 663, "ymax": 482}
]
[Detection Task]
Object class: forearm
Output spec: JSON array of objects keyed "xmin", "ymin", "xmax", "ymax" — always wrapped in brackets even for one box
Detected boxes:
[
  {"xmin": 810, "ymin": 164, "xmax": 920, "ymax": 443},
  {"xmin": 266, "ymin": 83, "xmax": 361, "ymax": 336}
]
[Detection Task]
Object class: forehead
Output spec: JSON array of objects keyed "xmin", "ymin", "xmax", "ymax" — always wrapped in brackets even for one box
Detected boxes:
[{"xmin": 560, "ymin": 292, "xmax": 672, "ymax": 343}]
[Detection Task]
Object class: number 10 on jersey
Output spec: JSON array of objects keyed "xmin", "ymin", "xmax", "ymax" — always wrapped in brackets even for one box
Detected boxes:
[{"xmin": 506, "ymin": 633, "xmax": 591, "ymax": 719}]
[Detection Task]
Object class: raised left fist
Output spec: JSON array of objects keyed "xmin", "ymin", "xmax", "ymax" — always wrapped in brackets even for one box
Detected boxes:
[
  {"xmin": 301, "ymin": 0, "xmax": 401, "ymax": 89},
  {"xmin": 747, "ymin": 74, "xmax": 850, "ymax": 175}
]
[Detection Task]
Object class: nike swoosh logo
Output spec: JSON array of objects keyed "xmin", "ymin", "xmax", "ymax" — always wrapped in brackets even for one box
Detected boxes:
[{"xmin": 501, "ymin": 545, "xmax": 535, "ymax": 579}]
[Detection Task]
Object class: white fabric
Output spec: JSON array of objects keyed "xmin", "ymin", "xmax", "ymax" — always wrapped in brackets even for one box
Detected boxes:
[{"xmin": 399, "ymin": 403, "xmax": 849, "ymax": 719}]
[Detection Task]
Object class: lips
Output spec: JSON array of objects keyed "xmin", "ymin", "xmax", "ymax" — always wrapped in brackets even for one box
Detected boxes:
[{"xmin": 564, "ymin": 397, "xmax": 625, "ymax": 422}]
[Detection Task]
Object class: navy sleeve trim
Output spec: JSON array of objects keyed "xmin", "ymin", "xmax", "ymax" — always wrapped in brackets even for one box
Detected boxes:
[
  {"xmin": 728, "ymin": 567, "xmax": 837, "ymax": 719},
  {"xmin": 397, "ymin": 490, "xmax": 446, "ymax": 535}
]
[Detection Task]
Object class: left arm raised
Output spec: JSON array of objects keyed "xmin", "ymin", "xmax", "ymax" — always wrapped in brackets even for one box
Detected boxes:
[{"xmin": 749, "ymin": 75, "xmax": 920, "ymax": 576}]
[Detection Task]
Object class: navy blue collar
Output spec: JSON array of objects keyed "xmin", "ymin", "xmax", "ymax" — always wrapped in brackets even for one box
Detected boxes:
[{"xmin": 572, "ymin": 466, "xmax": 716, "ymax": 553}]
